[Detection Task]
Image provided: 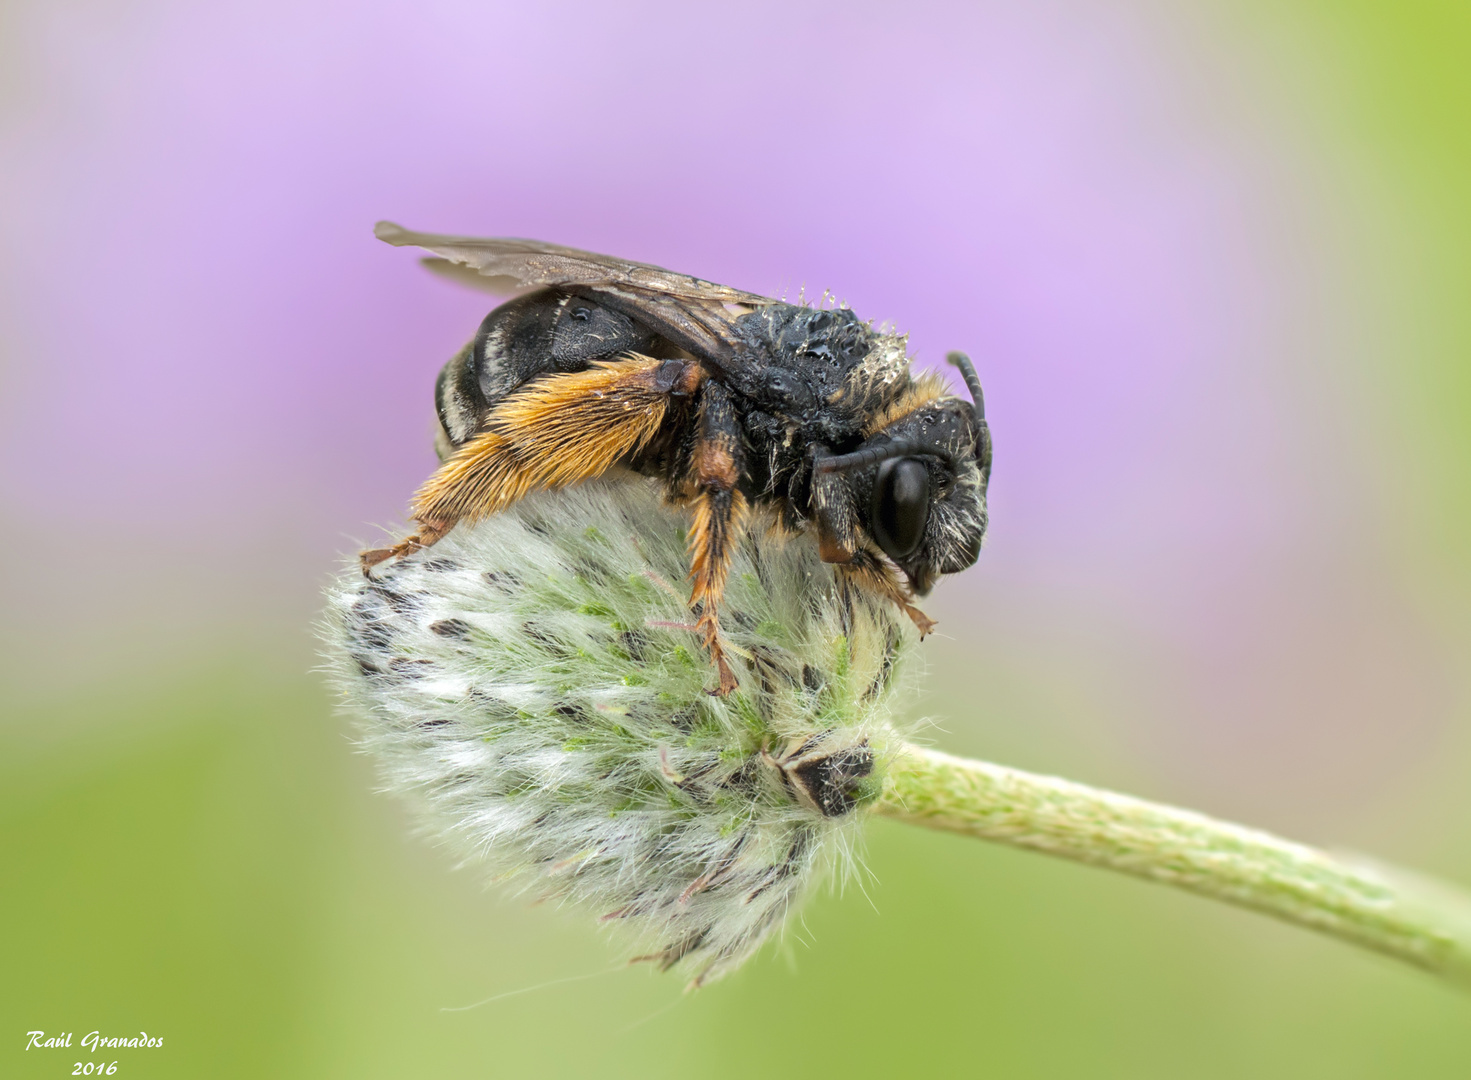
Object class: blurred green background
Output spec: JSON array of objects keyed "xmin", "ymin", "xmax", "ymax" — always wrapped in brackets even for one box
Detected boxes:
[{"xmin": 3, "ymin": 1, "xmax": 1470, "ymax": 1076}]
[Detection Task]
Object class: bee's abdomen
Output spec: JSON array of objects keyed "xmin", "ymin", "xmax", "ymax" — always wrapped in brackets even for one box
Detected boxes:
[
  {"xmin": 434, "ymin": 289, "xmax": 659, "ymax": 453},
  {"xmin": 434, "ymin": 340, "xmax": 480, "ymax": 458}
]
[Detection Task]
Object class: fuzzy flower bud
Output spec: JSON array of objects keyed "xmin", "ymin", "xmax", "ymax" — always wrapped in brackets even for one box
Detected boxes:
[{"xmin": 323, "ymin": 477, "xmax": 918, "ymax": 985}]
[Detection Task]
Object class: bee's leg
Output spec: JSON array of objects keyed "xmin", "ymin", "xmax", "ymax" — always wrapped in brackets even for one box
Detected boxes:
[
  {"xmin": 414, "ymin": 357, "xmax": 699, "ymax": 524},
  {"xmin": 837, "ymin": 549, "xmax": 937, "ymax": 637},
  {"xmin": 686, "ymin": 381, "xmax": 748, "ymax": 696},
  {"xmin": 807, "ymin": 446, "xmax": 859, "ymax": 565},
  {"xmin": 359, "ymin": 429, "xmax": 522, "ymax": 575},
  {"xmin": 360, "ymin": 518, "xmax": 452, "ymax": 575},
  {"xmin": 360, "ymin": 358, "xmax": 699, "ymax": 574}
]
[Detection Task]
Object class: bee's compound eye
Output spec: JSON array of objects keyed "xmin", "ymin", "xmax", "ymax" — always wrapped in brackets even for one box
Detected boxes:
[
  {"xmin": 872, "ymin": 457, "xmax": 930, "ymax": 561},
  {"xmin": 570, "ymin": 306, "xmax": 591, "ymax": 322}
]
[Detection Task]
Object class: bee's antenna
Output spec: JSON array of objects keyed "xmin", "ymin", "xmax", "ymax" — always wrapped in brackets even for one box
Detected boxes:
[
  {"xmin": 813, "ymin": 437, "xmax": 953, "ymax": 475},
  {"xmin": 946, "ymin": 352, "xmax": 985, "ymax": 419}
]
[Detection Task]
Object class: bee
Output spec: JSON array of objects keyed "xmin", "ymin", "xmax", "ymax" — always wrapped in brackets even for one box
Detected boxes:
[{"xmin": 362, "ymin": 223, "xmax": 992, "ymax": 695}]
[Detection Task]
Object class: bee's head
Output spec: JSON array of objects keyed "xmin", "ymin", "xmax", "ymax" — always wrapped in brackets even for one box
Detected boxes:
[{"xmin": 813, "ymin": 353, "xmax": 991, "ymax": 595}]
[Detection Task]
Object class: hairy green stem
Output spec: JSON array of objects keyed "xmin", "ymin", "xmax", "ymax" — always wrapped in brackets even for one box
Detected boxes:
[{"xmin": 878, "ymin": 744, "xmax": 1471, "ymax": 987}]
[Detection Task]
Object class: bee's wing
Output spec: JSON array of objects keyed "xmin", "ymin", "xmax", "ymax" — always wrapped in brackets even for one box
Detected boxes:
[
  {"xmin": 376, "ymin": 221, "xmax": 772, "ymax": 369},
  {"xmin": 375, "ymin": 222, "xmax": 770, "ymax": 305},
  {"xmin": 414, "ymin": 255, "xmax": 526, "ymax": 295}
]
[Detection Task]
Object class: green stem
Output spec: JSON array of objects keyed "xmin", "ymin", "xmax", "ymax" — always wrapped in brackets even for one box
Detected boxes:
[{"xmin": 877, "ymin": 744, "xmax": 1471, "ymax": 987}]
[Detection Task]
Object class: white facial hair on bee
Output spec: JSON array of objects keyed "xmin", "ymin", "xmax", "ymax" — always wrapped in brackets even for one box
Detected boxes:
[{"xmin": 323, "ymin": 476, "xmax": 920, "ymax": 986}]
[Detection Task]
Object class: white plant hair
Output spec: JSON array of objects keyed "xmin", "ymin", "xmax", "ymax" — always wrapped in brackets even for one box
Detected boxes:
[{"xmin": 322, "ymin": 476, "xmax": 919, "ymax": 986}]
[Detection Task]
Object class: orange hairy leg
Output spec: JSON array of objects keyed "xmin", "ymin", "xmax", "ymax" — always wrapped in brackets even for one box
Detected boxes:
[
  {"xmin": 837, "ymin": 549, "xmax": 937, "ymax": 637},
  {"xmin": 360, "ymin": 357, "xmax": 701, "ymax": 573},
  {"xmin": 685, "ymin": 381, "xmax": 747, "ymax": 696}
]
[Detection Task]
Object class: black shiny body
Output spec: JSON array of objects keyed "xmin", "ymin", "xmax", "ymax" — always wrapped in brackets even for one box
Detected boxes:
[{"xmin": 434, "ymin": 285, "xmax": 990, "ymax": 599}]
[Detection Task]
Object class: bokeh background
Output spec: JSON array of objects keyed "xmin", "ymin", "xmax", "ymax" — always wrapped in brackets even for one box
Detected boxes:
[{"xmin": 3, "ymin": 1, "xmax": 1469, "ymax": 1076}]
